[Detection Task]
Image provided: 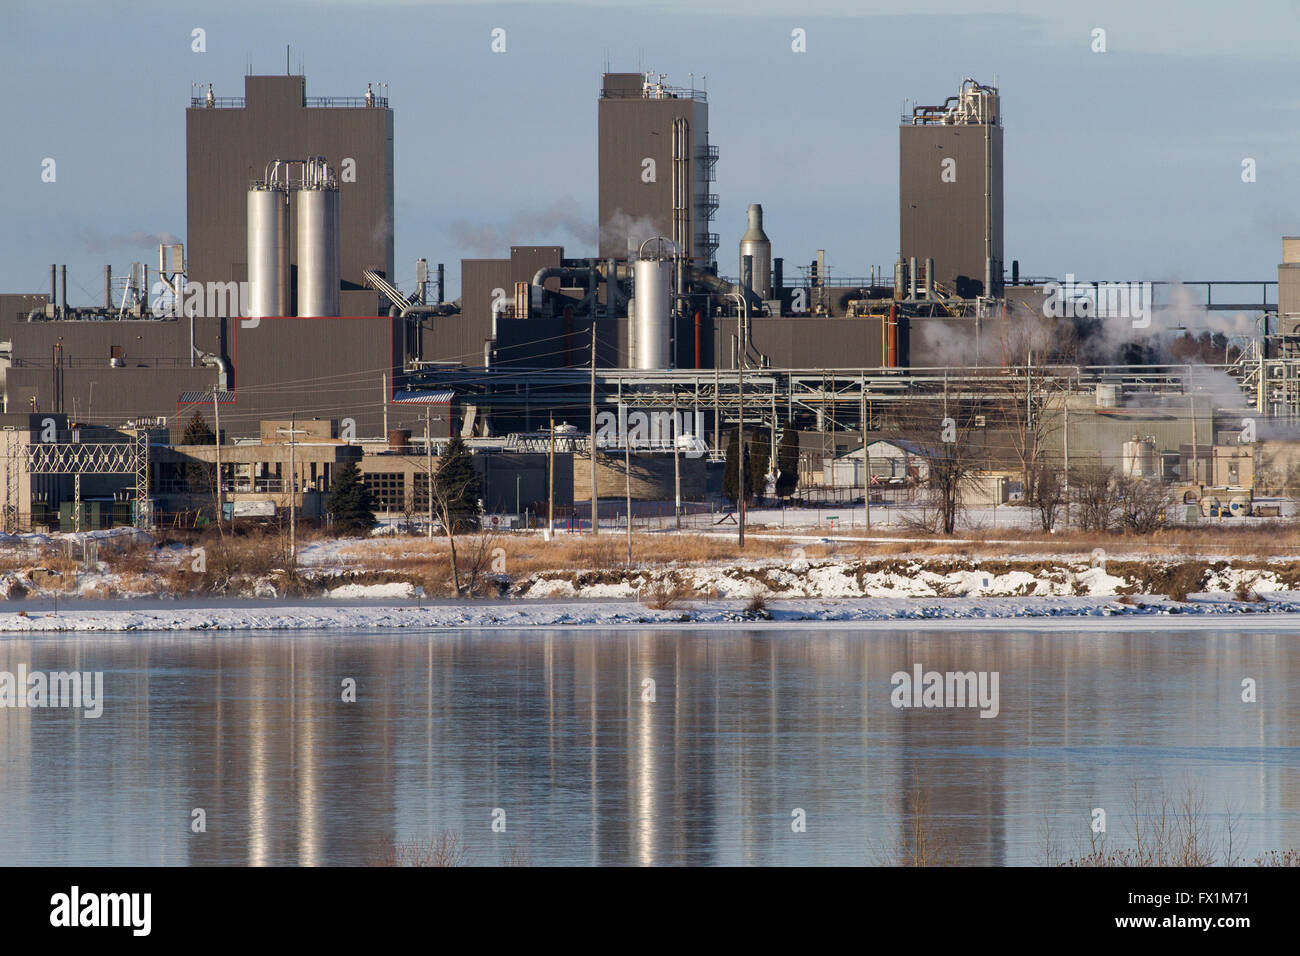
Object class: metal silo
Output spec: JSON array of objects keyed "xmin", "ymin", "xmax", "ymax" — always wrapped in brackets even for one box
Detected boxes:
[
  {"xmin": 296, "ymin": 158, "xmax": 341, "ymax": 317},
  {"xmin": 632, "ymin": 257, "xmax": 672, "ymax": 369},
  {"xmin": 738, "ymin": 204, "xmax": 771, "ymax": 300},
  {"xmin": 247, "ymin": 183, "xmax": 289, "ymax": 318}
]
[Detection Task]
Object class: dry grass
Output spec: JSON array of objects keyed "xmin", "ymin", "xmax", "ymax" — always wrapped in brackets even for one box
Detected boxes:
[
  {"xmin": 369, "ymin": 830, "xmax": 469, "ymax": 867},
  {"xmin": 641, "ymin": 577, "xmax": 692, "ymax": 610},
  {"xmin": 1050, "ymin": 782, "xmax": 1242, "ymax": 867},
  {"xmin": 366, "ymin": 830, "xmax": 529, "ymax": 867},
  {"xmin": 875, "ymin": 775, "xmax": 961, "ymax": 866}
]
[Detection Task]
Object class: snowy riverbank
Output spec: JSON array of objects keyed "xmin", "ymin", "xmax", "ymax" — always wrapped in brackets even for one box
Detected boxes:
[{"xmin": 5, "ymin": 594, "xmax": 1300, "ymax": 632}]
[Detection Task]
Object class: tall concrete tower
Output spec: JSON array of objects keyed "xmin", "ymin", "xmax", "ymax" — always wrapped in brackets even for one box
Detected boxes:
[
  {"xmin": 186, "ymin": 74, "xmax": 394, "ymax": 316},
  {"xmin": 899, "ymin": 78, "xmax": 1003, "ymax": 297},
  {"xmin": 597, "ymin": 71, "xmax": 717, "ymax": 265}
]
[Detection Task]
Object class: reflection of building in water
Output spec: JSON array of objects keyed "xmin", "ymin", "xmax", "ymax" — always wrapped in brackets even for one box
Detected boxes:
[
  {"xmin": 890, "ymin": 632, "xmax": 1012, "ymax": 865},
  {"xmin": 180, "ymin": 641, "xmax": 399, "ymax": 866}
]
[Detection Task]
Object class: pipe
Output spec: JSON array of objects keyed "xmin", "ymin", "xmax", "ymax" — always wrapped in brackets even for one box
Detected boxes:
[
  {"xmin": 694, "ymin": 309, "xmax": 703, "ymax": 369},
  {"xmin": 908, "ymin": 257, "xmax": 917, "ymax": 299},
  {"xmin": 925, "ymin": 257, "xmax": 934, "ymax": 298},
  {"xmin": 198, "ymin": 352, "xmax": 229, "ymax": 391},
  {"xmin": 887, "ymin": 303, "xmax": 898, "ymax": 367}
]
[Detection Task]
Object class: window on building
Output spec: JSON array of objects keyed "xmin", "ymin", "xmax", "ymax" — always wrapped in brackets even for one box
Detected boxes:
[{"xmin": 364, "ymin": 472, "xmax": 407, "ymax": 513}]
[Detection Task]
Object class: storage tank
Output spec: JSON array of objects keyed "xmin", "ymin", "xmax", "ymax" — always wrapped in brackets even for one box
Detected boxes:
[
  {"xmin": 247, "ymin": 184, "xmax": 290, "ymax": 318},
  {"xmin": 632, "ymin": 258, "xmax": 672, "ymax": 369},
  {"xmin": 296, "ymin": 158, "xmax": 341, "ymax": 317},
  {"xmin": 1121, "ymin": 436, "xmax": 1157, "ymax": 478},
  {"xmin": 738, "ymin": 204, "xmax": 771, "ymax": 300}
]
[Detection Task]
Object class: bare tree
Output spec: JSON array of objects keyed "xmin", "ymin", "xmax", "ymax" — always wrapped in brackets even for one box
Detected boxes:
[
  {"xmin": 1115, "ymin": 475, "xmax": 1169, "ymax": 534},
  {"xmin": 1027, "ymin": 460, "xmax": 1065, "ymax": 532},
  {"xmin": 994, "ymin": 304, "xmax": 1073, "ymax": 520},
  {"xmin": 1071, "ymin": 464, "xmax": 1117, "ymax": 532}
]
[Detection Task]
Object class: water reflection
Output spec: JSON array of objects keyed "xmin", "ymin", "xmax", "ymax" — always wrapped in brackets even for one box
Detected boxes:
[{"xmin": 0, "ymin": 628, "xmax": 1296, "ymax": 865}]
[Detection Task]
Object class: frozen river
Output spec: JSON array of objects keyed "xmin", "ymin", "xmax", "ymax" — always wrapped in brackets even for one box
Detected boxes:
[{"xmin": 1, "ymin": 624, "xmax": 1297, "ymax": 865}]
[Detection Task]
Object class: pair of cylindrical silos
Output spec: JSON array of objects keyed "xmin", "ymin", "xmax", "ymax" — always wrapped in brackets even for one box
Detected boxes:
[{"xmin": 247, "ymin": 157, "xmax": 340, "ymax": 318}]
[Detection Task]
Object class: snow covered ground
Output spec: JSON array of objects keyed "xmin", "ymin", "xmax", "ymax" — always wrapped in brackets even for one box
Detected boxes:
[{"xmin": 4, "ymin": 593, "xmax": 1300, "ymax": 632}]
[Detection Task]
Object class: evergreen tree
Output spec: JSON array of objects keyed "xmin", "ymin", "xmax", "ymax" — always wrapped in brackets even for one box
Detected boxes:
[
  {"xmin": 433, "ymin": 436, "xmax": 482, "ymax": 532},
  {"xmin": 326, "ymin": 460, "xmax": 377, "ymax": 535},
  {"xmin": 183, "ymin": 409, "xmax": 214, "ymax": 444},
  {"xmin": 182, "ymin": 410, "xmax": 216, "ymax": 495},
  {"xmin": 748, "ymin": 433, "xmax": 771, "ymax": 501},
  {"xmin": 776, "ymin": 427, "xmax": 800, "ymax": 498},
  {"xmin": 721, "ymin": 429, "xmax": 751, "ymax": 504}
]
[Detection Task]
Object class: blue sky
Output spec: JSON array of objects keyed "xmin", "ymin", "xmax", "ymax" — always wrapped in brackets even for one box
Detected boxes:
[{"xmin": 2, "ymin": 0, "xmax": 1298, "ymax": 302}]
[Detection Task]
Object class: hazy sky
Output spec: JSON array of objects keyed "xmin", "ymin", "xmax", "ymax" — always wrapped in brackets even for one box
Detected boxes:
[{"xmin": 2, "ymin": 0, "xmax": 1297, "ymax": 302}]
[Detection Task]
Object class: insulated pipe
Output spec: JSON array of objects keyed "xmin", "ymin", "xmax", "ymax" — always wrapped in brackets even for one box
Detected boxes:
[
  {"xmin": 925, "ymin": 257, "xmax": 934, "ymax": 298},
  {"xmin": 908, "ymin": 257, "xmax": 917, "ymax": 299},
  {"xmin": 694, "ymin": 309, "xmax": 703, "ymax": 369},
  {"xmin": 887, "ymin": 303, "xmax": 898, "ymax": 368}
]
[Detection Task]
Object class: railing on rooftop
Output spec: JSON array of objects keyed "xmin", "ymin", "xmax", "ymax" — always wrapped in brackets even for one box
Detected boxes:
[
  {"xmin": 600, "ymin": 83, "xmax": 705, "ymax": 102},
  {"xmin": 189, "ymin": 95, "xmax": 389, "ymax": 109}
]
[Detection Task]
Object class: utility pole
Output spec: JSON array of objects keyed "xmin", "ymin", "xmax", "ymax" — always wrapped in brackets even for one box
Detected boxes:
[
  {"xmin": 547, "ymin": 412, "xmax": 555, "ymax": 538},
  {"xmin": 1062, "ymin": 399, "xmax": 1070, "ymax": 529},
  {"xmin": 672, "ymin": 392, "xmax": 681, "ymax": 531},
  {"xmin": 213, "ymin": 386, "xmax": 224, "ymax": 536},
  {"xmin": 426, "ymin": 406, "xmax": 434, "ymax": 540},
  {"xmin": 289, "ymin": 413, "xmax": 296, "ymax": 564},
  {"xmin": 624, "ymin": 423, "xmax": 633, "ymax": 565},
  {"xmin": 738, "ymin": 302, "xmax": 746, "ymax": 549},
  {"xmin": 861, "ymin": 373, "xmax": 870, "ymax": 531},
  {"xmin": 276, "ymin": 415, "xmax": 305, "ymax": 566},
  {"xmin": 590, "ymin": 324, "xmax": 599, "ymax": 535}
]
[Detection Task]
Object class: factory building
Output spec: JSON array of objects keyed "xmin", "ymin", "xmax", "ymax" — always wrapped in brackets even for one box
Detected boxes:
[
  {"xmin": 2, "ymin": 62, "xmax": 1292, "ymax": 523},
  {"xmin": 597, "ymin": 72, "xmax": 717, "ymax": 265},
  {"xmin": 186, "ymin": 74, "xmax": 394, "ymax": 314},
  {"xmin": 899, "ymin": 78, "xmax": 1003, "ymax": 297}
]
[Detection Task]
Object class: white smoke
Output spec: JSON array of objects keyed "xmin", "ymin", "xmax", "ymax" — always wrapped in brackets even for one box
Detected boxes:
[
  {"xmin": 448, "ymin": 197, "xmax": 596, "ymax": 257},
  {"xmin": 78, "ymin": 227, "xmax": 182, "ymax": 254},
  {"xmin": 599, "ymin": 210, "xmax": 665, "ymax": 258}
]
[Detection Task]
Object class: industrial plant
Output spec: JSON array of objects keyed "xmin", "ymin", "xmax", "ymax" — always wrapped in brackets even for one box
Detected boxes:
[{"xmin": 0, "ymin": 66, "xmax": 1293, "ymax": 532}]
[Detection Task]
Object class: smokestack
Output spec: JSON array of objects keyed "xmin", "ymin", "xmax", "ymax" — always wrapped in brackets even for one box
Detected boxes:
[
  {"xmin": 437, "ymin": 263, "xmax": 445, "ymax": 304},
  {"xmin": 49, "ymin": 264, "xmax": 56, "ymax": 305},
  {"xmin": 773, "ymin": 257, "xmax": 784, "ymax": 296},
  {"xmin": 104, "ymin": 265, "xmax": 113, "ymax": 310},
  {"xmin": 60, "ymin": 264, "xmax": 67, "ymax": 316}
]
